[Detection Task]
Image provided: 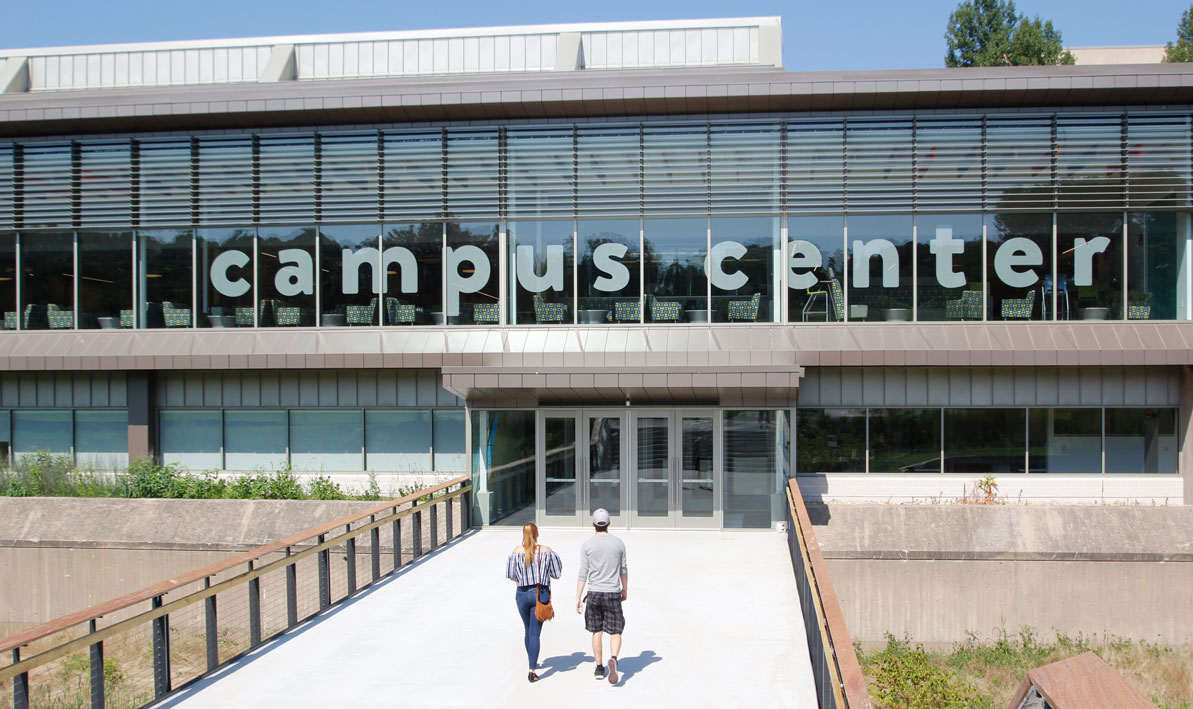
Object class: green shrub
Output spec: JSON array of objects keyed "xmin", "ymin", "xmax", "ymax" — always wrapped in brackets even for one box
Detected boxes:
[
  {"xmin": 227, "ymin": 469, "xmax": 304, "ymax": 500},
  {"xmin": 868, "ymin": 635, "xmax": 981, "ymax": 709},
  {"xmin": 306, "ymin": 475, "xmax": 346, "ymax": 500}
]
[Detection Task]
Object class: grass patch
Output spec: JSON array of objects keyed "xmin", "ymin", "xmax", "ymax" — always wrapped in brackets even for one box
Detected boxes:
[{"xmin": 859, "ymin": 630, "xmax": 1193, "ymax": 708}]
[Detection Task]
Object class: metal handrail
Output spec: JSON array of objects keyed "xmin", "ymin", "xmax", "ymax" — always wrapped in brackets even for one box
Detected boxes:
[
  {"xmin": 785, "ymin": 478, "xmax": 871, "ymax": 709},
  {"xmin": 0, "ymin": 475, "xmax": 473, "ymax": 708}
]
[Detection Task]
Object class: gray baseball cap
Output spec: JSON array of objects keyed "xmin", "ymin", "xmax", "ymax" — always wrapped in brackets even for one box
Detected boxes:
[{"xmin": 592, "ymin": 508, "xmax": 610, "ymax": 526}]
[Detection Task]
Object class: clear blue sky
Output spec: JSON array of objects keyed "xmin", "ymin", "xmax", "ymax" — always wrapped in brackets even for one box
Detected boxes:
[{"xmin": 2, "ymin": 0, "xmax": 1190, "ymax": 72}]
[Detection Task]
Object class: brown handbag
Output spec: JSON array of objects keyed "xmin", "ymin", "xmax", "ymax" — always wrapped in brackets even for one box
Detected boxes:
[{"xmin": 534, "ymin": 584, "xmax": 554, "ymax": 622}]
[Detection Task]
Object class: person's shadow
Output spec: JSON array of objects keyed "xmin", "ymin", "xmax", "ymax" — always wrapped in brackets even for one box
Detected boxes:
[
  {"xmin": 610, "ymin": 650, "xmax": 661, "ymax": 686},
  {"xmin": 536, "ymin": 651, "xmax": 587, "ymax": 679}
]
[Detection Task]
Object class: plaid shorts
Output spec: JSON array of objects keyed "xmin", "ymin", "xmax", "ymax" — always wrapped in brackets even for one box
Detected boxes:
[{"xmin": 584, "ymin": 592, "xmax": 625, "ymax": 635}]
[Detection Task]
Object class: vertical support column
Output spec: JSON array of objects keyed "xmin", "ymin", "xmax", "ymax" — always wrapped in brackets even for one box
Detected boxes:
[
  {"xmin": 430, "ymin": 503, "xmax": 439, "ymax": 551},
  {"xmin": 151, "ymin": 595, "xmax": 171, "ymax": 699},
  {"xmin": 248, "ymin": 562, "xmax": 261, "ymax": 648},
  {"xmin": 1181, "ymin": 365, "xmax": 1193, "ymax": 505},
  {"xmin": 461, "ymin": 486, "xmax": 471, "ymax": 531},
  {"xmin": 346, "ymin": 527, "xmax": 357, "ymax": 596},
  {"xmin": 126, "ymin": 371, "xmax": 155, "ymax": 463},
  {"xmin": 204, "ymin": 577, "xmax": 218, "ymax": 671},
  {"xmin": 445, "ymin": 491, "xmax": 454, "ymax": 541},
  {"xmin": 12, "ymin": 647, "xmax": 28, "ymax": 709},
  {"xmin": 412, "ymin": 509, "xmax": 423, "ymax": 558},
  {"xmin": 284, "ymin": 547, "xmax": 297, "ymax": 628},
  {"xmin": 392, "ymin": 514, "xmax": 402, "ymax": 570},
  {"xmin": 89, "ymin": 619, "xmax": 104, "ymax": 709},
  {"xmin": 317, "ymin": 534, "xmax": 330, "ymax": 610},
  {"xmin": 370, "ymin": 516, "xmax": 381, "ymax": 583}
]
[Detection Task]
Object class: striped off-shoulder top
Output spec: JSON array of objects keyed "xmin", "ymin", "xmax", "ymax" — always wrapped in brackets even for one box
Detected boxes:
[{"xmin": 506, "ymin": 546, "xmax": 563, "ymax": 587}]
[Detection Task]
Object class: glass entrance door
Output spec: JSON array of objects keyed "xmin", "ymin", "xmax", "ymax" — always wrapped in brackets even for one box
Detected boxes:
[
  {"xmin": 539, "ymin": 411, "xmax": 580, "ymax": 525},
  {"xmin": 585, "ymin": 411, "xmax": 627, "ymax": 526},
  {"xmin": 629, "ymin": 410, "xmax": 720, "ymax": 528}
]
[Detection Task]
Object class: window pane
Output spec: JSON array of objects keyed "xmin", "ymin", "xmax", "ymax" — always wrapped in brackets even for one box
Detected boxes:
[
  {"xmin": 711, "ymin": 217, "xmax": 778, "ymax": 323},
  {"xmin": 544, "ymin": 416, "xmax": 577, "ymax": 516},
  {"xmin": 290, "ymin": 410, "xmax": 362, "ymax": 471},
  {"xmin": 788, "ymin": 215, "xmax": 844, "ymax": 322},
  {"xmin": 1058, "ymin": 213, "xmax": 1122, "ymax": 319},
  {"xmin": 19, "ymin": 231, "xmax": 74, "ymax": 331},
  {"xmin": 988, "ymin": 213, "xmax": 1050, "ymax": 321},
  {"xmin": 471, "ymin": 410, "xmax": 535, "ymax": 525},
  {"xmin": 870, "ymin": 408, "xmax": 941, "ymax": 473},
  {"xmin": 160, "ymin": 410, "xmax": 221, "ymax": 470},
  {"xmin": 13, "ymin": 410, "xmax": 71, "ymax": 458},
  {"xmin": 225, "ymin": 410, "xmax": 286, "ymax": 470},
  {"xmin": 75, "ymin": 410, "xmax": 128, "ymax": 469},
  {"xmin": 796, "ymin": 408, "xmax": 866, "ymax": 472},
  {"xmin": 78, "ymin": 231, "xmax": 133, "ymax": 330},
  {"xmin": 847, "ymin": 215, "xmax": 913, "ymax": 321},
  {"xmin": 509, "ymin": 220, "xmax": 574, "ymax": 325},
  {"xmin": 321, "ymin": 225, "xmax": 380, "ymax": 326},
  {"xmin": 944, "ymin": 408, "xmax": 1026, "ymax": 473},
  {"xmin": 365, "ymin": 409, "xmax": 431, "ymax": 472},
  {"xmin": 724, "ymin": 410, "xmax": 781, "ymax": 528},
  {"xmin": 256, "ymin": 227, "xmax": 316, "ymax": 327},
  {"xmin": 916, "ymin": 214, "xmax": 983, "ymax": 322},
  {"xmin": 197, "ymin": 228, "xmax": 254, "ymax": 328},
  {"xmin": 0, "ymin": 234, "xmax": 16, "ymax": 331},
  {"xmin": 644, "ymin": 217, "xmax": 707, "ymax": 320},
  {"xmin": 1127, "ymin": 212, "xmax": 1186, "ymax": 321},
  {"xmin": 382, "ymin": 223, "xmax": 442, "ymax": 324},
  {"xmin": 1105, "ymin": 408, "xmax": 1176, "ymax": 474},
  {"xmin": 578, "ymin": 219, "xmax": 640, "ymax": 323},
  {"xmin": 433, "ymin": 409, "xmax": 466, "ymax": 471},
  {"xmin": 1028, "ymin": 408, "xmax": 1101, "ymax": 473},
  {"xmin": 446, "ymin": 222, "xmax": 499, "ymax": 324},
  {"xmin": 0, "ymin": 410, "xmax": 10, "ymax": 465},
  {"xmin": 139, "ymin": 230, "xmax": 193, "ymax": 329}
]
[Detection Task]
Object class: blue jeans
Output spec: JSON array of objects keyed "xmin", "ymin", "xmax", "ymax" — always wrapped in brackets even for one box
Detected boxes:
[{"xmin": 515, "ymin": 585, "xmax": 543, "ymax": 669}]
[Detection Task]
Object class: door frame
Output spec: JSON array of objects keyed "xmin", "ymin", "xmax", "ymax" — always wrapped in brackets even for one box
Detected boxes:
[{"xmin": 627, "ymin": 409, "xmax": 722, "ymax": 529}]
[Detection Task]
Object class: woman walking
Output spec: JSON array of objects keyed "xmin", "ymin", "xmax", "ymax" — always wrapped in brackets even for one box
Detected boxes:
[{"xmin": 506, "ymin": 522, "xmax": 562, "ymax": 683}]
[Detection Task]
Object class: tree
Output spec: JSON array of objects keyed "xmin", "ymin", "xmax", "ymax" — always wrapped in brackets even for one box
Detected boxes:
[
  {"xmin": 1163, "ymin": 5, "xmax": 1193, "ymax": 62},
  {"xmin": 945, "ymin": 0, "xmax": 1075, "ymax": 67}
]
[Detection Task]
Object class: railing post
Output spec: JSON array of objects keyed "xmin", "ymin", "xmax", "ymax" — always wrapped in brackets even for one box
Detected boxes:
[
  {"xmin": 430, "ymin": 502, "xmax": 439, "ymax": 551},
  {"xmin": 89, "ymin": 618, "xmax": 104, "ymax": 709},
  {"xmin": 204, "ymin": 577, "xmax": 218, "ymax": 672},
  {"xmin": 13, "ymin": 647, "xmax": 28, "ymax": 709},
  {"xmin": 370, "ymin": 515, "xmax": 381, "ymax": 583},
  {"xmin": 248, "ymin": 561, "xmax": 261, "ymax": 648},
  {"xmin": 346, "ymin": 525, "xmax": 357, "ymax": 596},
  {"xmin": 445, "ymin": 491, "xmax": 454, "ymax": 540},
  {"xmin": 151, "ymin": 595, "xmax": 171, "ymax": 699},
  {"xmin": 285, "ymin": 547, "xmax": 297, "ymax": 628},
  {"xmin": 391, "ymin": 512, "xmax": 401, "ymax": 571},
  {"xmin": 412, "ymin": 508, "xmax": 423, "ymax": 559},
  {"xmin": 317, "ymin": 534, "xmax": 331, "ymax": 610},
  {"xmin": 461, "ymin": 486, "xmax": 471, "ymax": 531}
]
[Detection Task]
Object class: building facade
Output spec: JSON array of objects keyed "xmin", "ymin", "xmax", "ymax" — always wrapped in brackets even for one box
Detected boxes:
[{"xmin": 0, "ymin": 18, "xmax": 1190, "ymax": 528}]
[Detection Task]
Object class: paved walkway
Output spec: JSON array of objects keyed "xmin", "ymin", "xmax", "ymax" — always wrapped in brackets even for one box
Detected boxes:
[{"xmin": 158, "ymin": 528, "xmax": 817, "ymax": 708}]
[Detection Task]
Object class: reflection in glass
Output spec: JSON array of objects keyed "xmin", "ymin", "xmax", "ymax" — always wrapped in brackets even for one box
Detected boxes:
[
  {"xmin": 987, "ymin": 213, "xmax": 1049, "ymax": 321},
  {"xmin": 916, "ymin": 214, "xmax": 983, "ymax": 321},
  {"xmin": 197, "ymin": 228, "xmax": 254, "ymax": 328},
  {"xmin": 724, "ymin": 410, "xmax": 778, "ymax": 528},
  {"xmin": 1127, "ymin": 212, "xmax": 1186, "ymax": 321},
  {"xmin": 224, "ymin": 410, "xmax": 287, "ymax": 470},
  {"xmin": 472, "ymin": 410, "xmax": 535, "ymax": 525},
  {"xmin": 788, "ymin": 216, "xmax": 845, "ymax": 322},
  {"xmin": 291, "ymin": 410, "xmax": 362, "ymax": 471},
  {"xmin": 76, "ymin": 231, "xmax": 133, "ymax": 330},
  {"xmin": 944, "ymin": 408, "xmax": 1026, "ymax": 473},
  {"xmin": 383, "ymin": 223, "xmax": 442, "ymax": 324},
  {"xmin": 433, "ymin": 409, "xmax": 466, "ymax": 471},
  {"xmin": 1058, "ymin": 213, "xmax": 1122, "ymax": 319},
  {"xmin": 681, "ymin": 416, "xmax": 714, "ymax": 518},
  {"xmin": 796, "ymin": 408, "xmax": 865, "ymax": 472},
  {"xmin": 0, "ymin": 234, "xmax": 16, "ymax": 331},
  {"xmin": 509, "ymin": 220, "xmax": 574, "ymax": 325},
  {"xmin": 13, "ymin": 410, "xmax": 71, "ymax": 458},
  {"xmin": 139, "ymin": 230, "xmax": 193, "ymax": 329},
  {"xmin": 578, "ymin": 219, "xmax": 640, "ymax": 323},
  {"xmin": 257, "ymin": 227, "xmax": 316, "ymax": 327},
  {"xmin": 365, "ymin": 410, "xmax": 431, "ymax": 471},
  {"xmin": 75, "ymin": 410, "xmax": 129, "ymax": 469},
  {"xmin": 0, "ymin": 410, "xmax": 9, "ymax": 465},
  {"xmin": 636, "ymin": 417, "xmax": 670, "ymax": 518},
  {"xmin": 589, "ymin": 416, "xmax": 622, "ymax": 516},
  {"xmin": 1105, "ymin": 408, "xmax": 1176, "ymax": 474},
  {"xmin": 544, "ymin": 416, "xmax": 577, "ymax": 516},
  {"xmin": 711, "ymin": 217, "xmax": 778, "ymax": 322},
  {"xmin": 321, "ymin": 225, "xmax": 380, "ymax": 326},
  {"xmin": 847, "ymin": 215, "xmax": 913, "ymax": 321},
  {"xmin": 644, "ymin": 218, "xmax": 707, "ymax": 321},
  {"xmin": 19, "ymin": 232, "xmax": 74, "ymax": 330},
  {"xmin": 870, "ymin": 408, "xmax": 941, "ymax": 473},
  {"xmin": 446, "ymin": 222, "xmax": 499, "ymax": 324},
  {"xmin": 160, "ymin": 410, "xmax": 221, "ymax": 470},
  {"xmin": 1028, "ymin": 408, "xmax": 1101, "ymax": 473}
]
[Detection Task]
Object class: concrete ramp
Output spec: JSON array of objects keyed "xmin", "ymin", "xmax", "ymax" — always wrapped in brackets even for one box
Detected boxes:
[{"xmin": 157, "ymin": 528, "xmax": 817, "ymax": 708}]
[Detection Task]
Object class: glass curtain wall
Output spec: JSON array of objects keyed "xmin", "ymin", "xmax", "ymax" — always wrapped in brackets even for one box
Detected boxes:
[
  {"xmin": 724, "ymin": 410, "xmax": 784, "ymax": 528},
  {"xmin": 1058, "ymin": 213, "xmax": 1123, "ymax": 319},
  {"xmin": 788, "ymin": 216, "xmax": 845, "ymax": 322},
  {"xmin": 257, "ymin": 227, "xmax": 317, "ymax": 327},
  {"xmin": 446, "ymin": 222, "xmax": 499, "ymax": 324},
  {"xmin": 290, "ymin": 410, "xmax": 362, "ymax": 471},
  {"xmin": 987, "ymin": 214, "xmax": 1050, "ymax": 321},
  {"xmin": 711, "ymin": 217, "xmax": 778, "ymax": 322},
  {"xmin": 382, "ymin": 223, "xmax": 442, "ymax": 324},
  {"xmin": 224, "ymin": 410, "xmax": 287, "ymax": 470},
  {"xmin": 77, "ymin": 231, "xmax": 132, "ymax": 329},
  {"xmin": 847, "ymin": 215, "xmax": 913, "ymax": 321},
  {"xmin": 139, "ymin": 230, "xmax": 193, "ymax": 329},
  {"xmin": 365, "ymin": 409, "xmax": 431, "ymax": 471},
  {"xmin": 19, "ymin": 232, "xmax": 74, "ymax": 330},
  {"xmin": 915, "ymin": 214, "xmax": 984, "ymax": 321},
  {"xmin": 509, "ymin": 220, "xmax": 574, "ymax": 324},
  {"xmin": 321, "ymin": 225, "xmax": 380, "ymax": 326},
  {"xmin": 644, "ymin": 218, "xmax": 708, "ymax": 322},
  {"xmin": 471, "ymin": 409, "xmax": 535, "ymax": 525},
  {"xmin": 196, "ymin": 228, "xmax": 253, "ymax": 328},
  {"xmin": 577, "ymin": 219, "xmax": 640, "ymax": 322},
  {"xmin": 160, "ymin": 410, "xmax": 222, "ymax": 469},
  {"xmin": 0, "ymin": 234, "xmax": 13, "ymax": 329},
  {"xmin": 1127, "ymin": 212, "xmax": 1186, "ymax": 321}
]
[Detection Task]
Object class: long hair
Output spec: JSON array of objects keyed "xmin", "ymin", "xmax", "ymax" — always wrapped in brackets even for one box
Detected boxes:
[{"xmin": 522, "ymin": 522, "xmax": 539, "ymax": 566}]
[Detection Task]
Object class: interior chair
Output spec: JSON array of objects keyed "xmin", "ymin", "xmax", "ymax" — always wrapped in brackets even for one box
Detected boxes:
[
  {"xmin": 345, "ymin": 298, "xmax": 378, "ymax": 326},
  {"xmin": 647, "ymin": 295, "xmax": 682, "ymax": 323},
  {"xmin": 945, "ymin": 290, "xmax": 983, "ymax": 321},
  {"xmin": 532, "ymin": 294, "xmax": 567, "ymax": 324},
  {"xmin": 1000, "ymin": 289, "xmax": 1036, "ymax": 320},
  {"xmin": 472, "ymin": 302, "xmax": 500, "ymax": 324},
  {"xmin": 727, "ymin": 293, "xmax": 761, "ymax": 322},
  {"xmin": 1127, "ymin": 292, "xmax": 1152, "ymax": 320},
  {"xmin": 613, "ymin": 300, "xmax": 641, "ymax": 323}
]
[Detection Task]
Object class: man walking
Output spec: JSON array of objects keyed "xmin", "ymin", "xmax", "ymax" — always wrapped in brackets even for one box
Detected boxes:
[{"xmin": 575, "ymin": 508, "xmax": 628, "ymax": 684}]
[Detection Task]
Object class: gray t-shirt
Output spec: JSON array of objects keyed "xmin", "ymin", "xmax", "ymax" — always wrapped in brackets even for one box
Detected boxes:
[{"xmin": 577, "ymin": 532, "xmax": 628, "ymax": 593}]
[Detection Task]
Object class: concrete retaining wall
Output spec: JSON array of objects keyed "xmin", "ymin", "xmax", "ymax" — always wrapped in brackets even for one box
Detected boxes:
[{"xmin": 811, "ymin": 504, "xmax": 1193, "ymax": 647}]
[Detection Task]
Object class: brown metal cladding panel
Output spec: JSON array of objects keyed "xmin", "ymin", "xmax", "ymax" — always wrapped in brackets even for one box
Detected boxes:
[
  {"xmin": 381, "ymin": 353, "xmax": 407, "ymax": 367},
  {"xmin": 362, "ymin": 353, "xmax": 383, "ymax": 368},
  {"xmin": 522, "ymin": 374, "xmax": 546, "ymax": 388},
  {"xmin": 344, "ymin": 353, "xmax": 364, "ymax": 368},
  {"xmin": 474, "ymin": 373, "xmax": 499, "ymax": 388},
  {"xmin": 499, "ymin": 374, "xmax": 524, "ymax": 389},
  {"xmin": 545, "ymin": 374, "xmax": 569, "ymax": 389},
  {"xmin": 594, "ymin": 373, "xmax": 619, "ymax": 389},
  {"xmin": 571, "ymin": 373, "xmax": 596, "ymax": 389},
  {"xmin": 1070, "ymin": 325, "xmax": 1100, "ymax": 353},
  {"xmin": 619, "ymin": 373, "xmax": 644, "ymax": 389},
  {"xmin": 324, "ymin": 353, "xmax": 345, "ymax": 368}
]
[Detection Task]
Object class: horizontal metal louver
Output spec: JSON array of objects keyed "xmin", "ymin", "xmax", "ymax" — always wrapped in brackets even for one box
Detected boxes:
[
  {"xmin": 1057, "ymin": 114, "xmax": 1123, "ymax": 209},
  {"xmin": 576, "ymin": 124, "xmax": 641, "ymax": 218},
  {"xmin": 196, "ymin": 137, "xmax": 253, "ymax": 225},
  {"xmin": 21, "ymin": 143, "xmax": 74, "ymax": 228},
  {"xmin": 846, "ymin": 119, "xmax": 914, "ymax": 213},
  {"xmin": 915, "ymin": 118, "xmax": 982, "ymax": 213},
  {"xmin": 381, "ymin": 129, "xmax": 442, "ymax": 221},
  {"xmin": 79, "ymin": 141, "xmax": 132, "ymax": 227},
  {"xmin": 0, "ymin": 145, "xmax": 14, "ymax": 229},
  {"xmin": 320, "ymin": 133, "xmax": 379, "ymax": 222},
  {"xmin": 506, "ymin": 126, "xmax": 574, "ymax": 218},
  {"xmin": 709, "ymin": 123, "xmax": 780, "ymax": 215},
  {"xmin": 787, "ymin": 120, "xmax": 844, "ymax": 214},
  {"xmin": 138, "ymin": 139, "xmax": 193, "ymax": 227},
  {"xmin": 985, "ymin": 116, "xmax": 1053, "ymax": 212},
  {"xmin": 1126, "ymin": 114, "xmax": 1191, "ymax": 209},
  {"xmin": 258, "ymin": 135, "xmax": 315, "ymax": 224},
  {"xmin": 643, "ymin": 124, "xmax": 708, "ymax": 215},
  {"xmin": 445, "ymin": 128, "xmax": 500, "ymax": 219}
]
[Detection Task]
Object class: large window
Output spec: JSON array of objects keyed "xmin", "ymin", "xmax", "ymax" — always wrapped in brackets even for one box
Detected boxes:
[
  {"xmin": 446, "ymin": 222, "xmax": 500, "ymax": 324},
  {"xmin": 644, "ymin": 218, "xmax": 707, "ymax": 322},
  {"xmin": 433, "ymin": 409, "xmax": 467, "ymax": 471},
  {"xmin": 139, "ymin": 230, "xmax": 193, "ymax": 329},
  {"xmin": 19, "ymin": 232, "xmax": 74, "ymax": 331},
  {"xmin": 1028, "ymin": 408, "xmax": 1101, "ymax": 473},
  {"xmin": 847, "ymin": 215, "xmax": 913, "ymax": 321},
  {"xmin": 365, "ymin": 410, "xmax": 431, "ymax": 471},
  {"xmin": 724, "ymin": 410, "xmax": 784, "ymax": 528},
  {"xmin": 796, "ymin": 408, "xmax": 866, "ymax": 472},
  {"xmin": 13, "ymin": 410, "xmax": 72, "ymax": 458},
  {"xmin": 0, "ymin": 234, "xmax": 14, "ymax": 330},
  {"xmin": 987, "ymin": 214, "xmax": 1050, "ymax": 321},
  {"xmin": 711, "ymin": 217, "xmax": 778, "ymax": 322},
  {"xmin": 472, "ymin": 409, "xmax": 535, "ymax": 525},
  {"xmin": 916, "ymin": 214, "xmax": 983, "ymax": 322},
  {"xmin": 578, "ymin": 219, "xmax": 640, "ymax": 323},
  {"xmin": 290, "ymin": 410, "xmax": 362, "ymax": 471},
  {"xmin": 870, "ymin": 408, "xmax": 940, "ymax": 473},
  {"xmin": 224, "ymin": 410, "xmax": 287, "ymax": 471},
  {"xmin": 509, "ymin": 220, "xmax": 574, "ymax": 324},
  {"xmin": 321, "ymin": 225, "xmax": 380, "ymax": 327},
  {"xmin": 257, "ymin": 227, "xmax": 317, "ymax": 327},
  {"xmin": 75, "ymin": 410, "xmax": 129, "ymax": 468},
  {"xmin": 1127, "ymin": 212, "xmax": 1189, "ymax": 321},
  {"xmin": 197, "ymin": 228, "xmax": 254, "ymax": 328},
  {"xmin": 161, "ymin": 411, "xmax": 221, "ymax": 470},
  {"xmin": 788, "ymin": 216, "xmax": 845, "ymax": 322},
  {"xmin": 78, "ymin": 231, "xmax": 133, "ymax": 330},
  {"xmin": 944, "ymin": 408, "xmax": 1026, "ymax": 473},
  {"xmin": 1058, "ymin": 213, "xmax": 1122, "ymax": 320},
  {"xmin": 382, "ymin": 223, "xmax": 442, "ymax": 324}
]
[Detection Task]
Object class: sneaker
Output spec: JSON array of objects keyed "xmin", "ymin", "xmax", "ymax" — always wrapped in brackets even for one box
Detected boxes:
[
  {"xmin": 607, "ymin": 657, "xmax": 618, "ymax": 685},
  {"xmin": 594, "ymin": 664, "xmax": 605, "ymax": 680}
]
